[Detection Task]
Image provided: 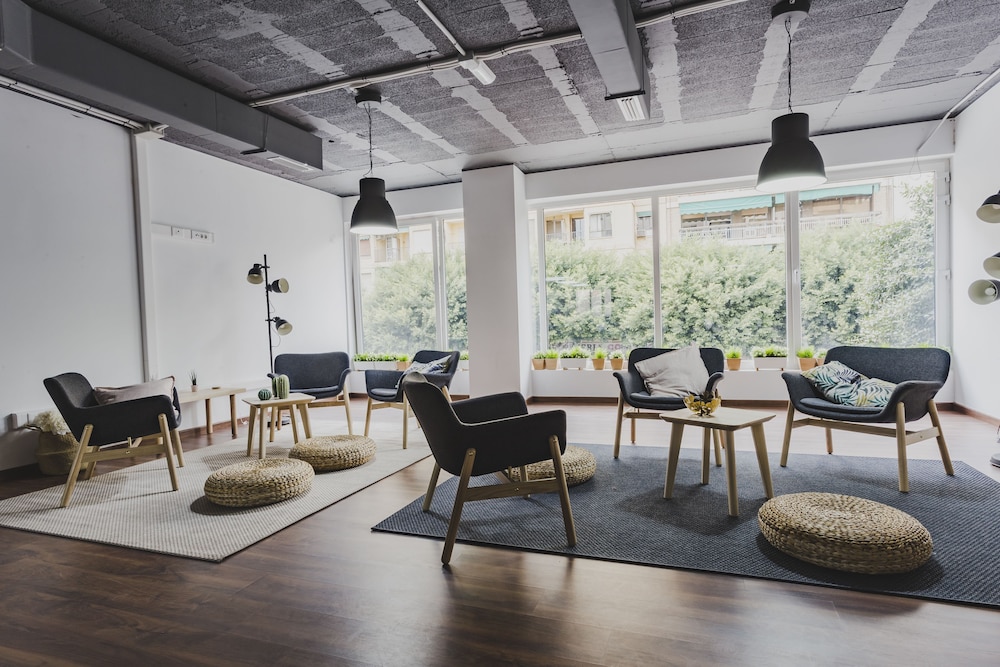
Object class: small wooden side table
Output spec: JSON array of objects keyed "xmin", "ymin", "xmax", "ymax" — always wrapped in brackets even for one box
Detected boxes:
[
  {"xmin": 660, "ymin": 407, "xmax": 776, "ymax": 517},
  {"xmin": 176, "ymin": 386, "xmax": 247, "ymax": 438},
  {"xmin": 243, "ymin": 393, "xmax": 315, "ymax": 459}
]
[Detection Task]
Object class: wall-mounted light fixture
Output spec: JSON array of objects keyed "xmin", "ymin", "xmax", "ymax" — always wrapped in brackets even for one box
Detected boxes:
[
  {"xmin": 349, "ymin": 88, "xmax": 398, "ymax": 235},
  {"xmin": 247, "ymin": 254, "xmax": 292, "ymax": 373},
  {"xmin": 756, "ymin": 0, "xmax": 826, "ymax": 194}
]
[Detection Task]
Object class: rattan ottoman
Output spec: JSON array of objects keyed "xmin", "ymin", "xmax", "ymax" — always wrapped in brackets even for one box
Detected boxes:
[
  {"xmin": 507, "ymin": 445, "xmax": 597, "ymax": 487},
  {"xmin": 289, "ymin": 434, "xmax": 377, "ymax": 472},
  {"xmin": 758, "ymin": 492, "xmax": 933, "ymax": 574},
  {"xmin": 204, "ymin": 458, "xmax": 314, "ymax": 508}
]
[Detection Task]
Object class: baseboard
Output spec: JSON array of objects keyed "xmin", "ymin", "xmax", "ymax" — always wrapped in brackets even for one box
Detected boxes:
[{"xmin": 951, "ymin": 403, "xmax": 998, "ymax": 423}]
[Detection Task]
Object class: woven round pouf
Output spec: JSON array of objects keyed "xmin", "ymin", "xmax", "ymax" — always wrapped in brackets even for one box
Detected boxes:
[
  {"xmin": 289, "ymin": 434, "xmax": 377, "ymax": 472},
  {"xmin": 758, "ymin": 492, "xmax": 932, "ymax": 574},
  {"xmin": 507, "ymin": 445, "xmax": 597, "ymax": 487},
  {"xmin": 204, "ymin": 458, "xmax": 314, "ymax": 508}
]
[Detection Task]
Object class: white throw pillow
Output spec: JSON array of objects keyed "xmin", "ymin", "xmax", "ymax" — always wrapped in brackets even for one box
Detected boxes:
[
  {"xmin": 94, "ymin": 376, "xmax": 175, "ymax": 405},
  {"xmin": 634, "ymin": 346, "xmax": 709, "ymax": 397}
]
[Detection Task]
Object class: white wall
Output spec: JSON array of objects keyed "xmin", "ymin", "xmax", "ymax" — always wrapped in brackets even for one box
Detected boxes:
[
  {"xmin": 952, "ymin": 82, "xmax": 1000, "ymax": 420},
  {"xmin": 0, "ymin": 88, "xmax": 143, "ymax": 468},
  {"xmin": 146, "ymin": 140, "xmax": 347, "ymax": 425}
]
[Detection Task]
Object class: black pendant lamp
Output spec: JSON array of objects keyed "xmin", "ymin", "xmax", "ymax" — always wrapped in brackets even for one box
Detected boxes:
[
  {"xmin": 350, "ymin": 88, "xmax": 398, "ymax": 235},
  {"xmin": 757, "ymin": 0, "xmax": 826, "ymax": 194}
]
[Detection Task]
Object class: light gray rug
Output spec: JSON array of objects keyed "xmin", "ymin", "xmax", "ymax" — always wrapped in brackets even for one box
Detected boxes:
[{"xmin": 0, "ymin": 434, "xmax": 430, "ymax": 561}]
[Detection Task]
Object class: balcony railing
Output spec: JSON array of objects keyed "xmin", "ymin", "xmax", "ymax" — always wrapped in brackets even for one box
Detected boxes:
[{"xmin": 679, "ymin": 212, "xmax": 883, "ymax": 242}]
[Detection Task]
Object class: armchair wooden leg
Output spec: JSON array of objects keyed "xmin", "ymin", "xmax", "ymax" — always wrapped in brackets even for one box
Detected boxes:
[
  {"xmin": 159, "ymin": 413, "xmax": 179, "ymax": 492},
  {"xmin": 630, "ymin": 410, "xmax": 637, "ymax": 444},
  {"xmin": 422, "ymin": 462, "xmax": 442, "ymax": 512},
  {"xmin": 549, "ymin": 436, "xmax": 577, "ymax": 547},
  {"xmin": 713, "ymin": 429, "xmax": 723, "ymax": 467},
  {"xmin": 60, "ymin": 424, "xmax": 92, "ymax": 508},
  {"xmin": 896, "ymin": 403, "xmax": 909, "ymax": 493},
  {"xmin": 613, "ymin": 395, "xmax": 625, "ymax": 458},
  {"xmin": 364, "ymin": 397, "xmax": 373, "ymax": 437},
  {"xmin": 172, "ymin": 429, "xmax": 185, "ymax": 467},
  {"xmin": 825, "ymin": 427, "xmax": 834, "ymax": 454},
  {"xmin": 780, "ymin": 402, "xmax": 795, "ymax": 467},
  {"xmin": 342, "ymin": 390, "xmax": 354, "ymax": 435},
  {"xmin": 927, "ymin": 400, "xmax": 955, "ymax": 476},
  {"xmin": 443, "ymin": 449, "xmax": 477, "ymax": 565},
  {"xmin": 402, "ymin": 397, "xmax": 409, "ymax": 449}
]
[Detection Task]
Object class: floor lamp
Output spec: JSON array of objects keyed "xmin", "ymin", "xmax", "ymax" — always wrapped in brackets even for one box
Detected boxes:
[{"xmin": 246, "ymin": 254, "xmax": 292, "ymax": 374}]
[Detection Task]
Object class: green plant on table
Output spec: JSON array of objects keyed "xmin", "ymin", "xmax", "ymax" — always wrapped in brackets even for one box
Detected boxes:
[
  {"xmin": 610, "ymin": 350, "xmax": 625, "ymax": 359},
  {"xmin": 725, "ymin": 347, "xmax": 742, "ymax": 359},
  {"xmin": 460, "ymin": 351, "xmax": 469, "ymax": 360},
  {"xmin": 544, "ymin": 349, "xmax": 559, "ymax": 359},
  {"xmin": 560, "ymin": 346, "xmax": 589, "ymax": 359},
  {"xmin": 753, "ymin": 346, "xmax": 787, "ymax": 358},
  {"xmin": 189, "ymin": 369, "xmax": 198, "ymax": 385},
  {"xmin": 533, "ymin": 351, "xmax": 547, "ymax": 359},
  {"xmin": 796, "ymin": 346, "xmax": 815, "ymax": 359},
  {"xmin": 592, "ymin": 348, "xmax": 607, "ymax": 359}
]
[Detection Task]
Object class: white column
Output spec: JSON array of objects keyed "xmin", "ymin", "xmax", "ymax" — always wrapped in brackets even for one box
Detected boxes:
[{"xmin": 462, "ymin": 165, "xmax": 532, "ymax": 397}]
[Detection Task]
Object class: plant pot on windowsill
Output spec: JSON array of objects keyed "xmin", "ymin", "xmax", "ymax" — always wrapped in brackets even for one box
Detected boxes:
[
  {"xmin": 560, "ymin": 358, "xmax": 587, "ymax": 370},
  {"xmin": 753, "ymin": 357, "xmax": 787, "ymax": 370},
  {"xmin": 726, "ymin": 358, "xmax": 741, "ymax": 371},
  {"xmin": 591, "ymin": 358, "xmax": 606, "ymax": 370},
  {"xmin": 798, "ymin": 357, "xmax": 818, "ymax": 371},
  {"xmin": 609, "ymin": 358, "xmax": 625, "ymax": 371},
  {"xmin": 531, "ymin": 358, "xmax": 545, "ymax": 370}
]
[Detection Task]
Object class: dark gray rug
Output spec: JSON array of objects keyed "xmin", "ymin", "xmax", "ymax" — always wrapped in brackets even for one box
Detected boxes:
[{"xmin": 373, "ymin": 444, "xmax": 1000, "ymax": 608}]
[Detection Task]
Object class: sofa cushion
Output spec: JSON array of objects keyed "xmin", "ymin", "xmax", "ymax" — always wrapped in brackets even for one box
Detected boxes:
[
  {"xmin": 802, "ymin": 361, "xmax": 896, "ymax": 408},
  {"xmin": 94, "ymin": 376, "xmax": 174, "ymax": 405},
  {"xmin": 634, "ymin": 345, "xmax": 709, "ymax": 398}
]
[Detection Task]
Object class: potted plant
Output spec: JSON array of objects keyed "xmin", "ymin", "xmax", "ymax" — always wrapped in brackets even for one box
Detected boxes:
[
  {"xmin": 395, "ymin": 353, "xmax": 411, "ymax": 371},
  {"xmin": 375, "ymin": 354, "xmax": 398, "ymax": 370},
  {"xmin": 531, "ymin": 351, "xmax": 545, "ymax": 370},
  {"xmin": 796, "ymin": 346, "xmax": 817, "ymax": 371},
  {"xmin": 459, "ymin": 351, "xmax": 470, "ymax": 371},
  {"xmin": 352, "ymin": 353, "xmax": 375, "ymax": 370},
  {"xmin": 543, "ymin": 349, "xmax": 559, "ymax": 370},
  {"xmin": 609, "ymin": 350, "xmax": 625, "ymax": 370},
  {"xmin": 189, "ymin": 369, "xmax": 198, "ymax": 392},
  {"xmin": 816, "ymin": 348, "xmax": 827, "ymax": 365},
  {"xmin": 724, "ymin": 348, "xmax": 742, "ymax": 371},
  {"xmin": 559, "ymin": 346, "xmax": 588, "ymax": 370},
  {"xmin": 751, "ymin": 345, "xmax": 788, "ymax": 370},
  {"xmin": 22, "ymin": 410, "xmax": 80, "ymax": 476},
  {"xmin": 591, "ymin": 348, "xmax": 607, "ymax": 370}
]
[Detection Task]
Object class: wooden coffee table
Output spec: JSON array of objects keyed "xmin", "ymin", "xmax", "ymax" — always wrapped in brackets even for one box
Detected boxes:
[
  {"xmin": 176, "ymin": 386, "xmax": 246, "ymax": 438},
  {"xmin": 243, "ymin": 393, "xmax": 315, "ymax": 459},
  {"xmin": 660, "ymin": 407, "xmax": 775, "ymax": 517}
]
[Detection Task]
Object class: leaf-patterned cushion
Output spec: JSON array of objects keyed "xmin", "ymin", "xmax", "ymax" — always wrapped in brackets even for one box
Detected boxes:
[{"xmin": 802, "ymin": 361, "xmax": 896, "ymax": 407}]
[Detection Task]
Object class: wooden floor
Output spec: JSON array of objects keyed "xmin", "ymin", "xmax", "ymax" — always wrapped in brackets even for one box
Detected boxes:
[{"xmin": 1, "ymin": 401, "xmax": 998, "ymax": 666}]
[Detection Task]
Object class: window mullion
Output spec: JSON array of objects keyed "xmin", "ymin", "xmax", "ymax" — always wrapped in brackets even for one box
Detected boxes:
[
  {"xmin": 652, "ymin": 194, "xmax": 663, "ymax": 347},
  {"xmin": 433, "ymin": 217, "xmax": 448, "ymax": 349},
  {"xmin": 785, "ymin": 191, "xmax": 802, "ymax": 356}
]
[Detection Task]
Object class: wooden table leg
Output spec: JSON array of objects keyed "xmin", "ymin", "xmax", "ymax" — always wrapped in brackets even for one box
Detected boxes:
[
  {"xmin": 229, "ymin": 393, "xmax": 238, "ymax": 438},
  {"xmin": 751, "ymin": 423, "xmax": 774, "ymax": 498},
  {"xmin": 299, "ymin": 403, "xmax": 312, "ymax": 438},
  {"xmin": 724, "ymin": 431, "xmax": 739, "ymax": 516},
  {"xmin": 701, "ymin": 427, "xmax": 712, "ymax": 485},
  {"xmin": 663, "ymin": 423, "xmax": 685, "ymax": 499},
  {"xmin": 268, "ymin": 406, "xmax": 277, "ymax": 442},
  {"xmin": 258, "ymin": 407, "xmax": 267, "ymax": 459},
  {"xmin": 246, "ymin": 406, "xmax": 257, "ymax": 456},
  {"xmin": 289, "ymin": 404, "xmax": 301, "ymax": 444},
  {"xmin": 204, "ymin": 398, "xmax": 213, "ymax": 434}
]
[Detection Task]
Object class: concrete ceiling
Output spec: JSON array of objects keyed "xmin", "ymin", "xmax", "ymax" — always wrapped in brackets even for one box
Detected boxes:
[{"xmin": 6, "ymin": 0, "xmax": 1000, "ymax": 197}]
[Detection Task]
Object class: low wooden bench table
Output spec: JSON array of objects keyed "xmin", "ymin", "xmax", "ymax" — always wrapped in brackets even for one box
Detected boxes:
[
  {"xmin": 660, "ymin": 407, "xmax": 775, "ymax": 517},
  {"xmin": 176, "ymin": 386, "xmax": 246, "ymax": 438},
  {"xmin": 243, "ymin": 393, "xmax": 315, "ymax": 459}
]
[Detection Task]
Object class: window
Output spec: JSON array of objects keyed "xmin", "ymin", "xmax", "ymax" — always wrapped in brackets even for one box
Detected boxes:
[
  {"xmin": 354, "ymin": 217, "xmax": 467, "ymax": 355},
  {"xmin": 636, "ymin": 213, "xmax": 652, "ymax": 238},
  {"xmin": 540, "ymin": 198, "xmax": 653, "ymax": 354},
  {"xmin": 589, "ymin": 212, "xmax": 612, "ymax": 238}
]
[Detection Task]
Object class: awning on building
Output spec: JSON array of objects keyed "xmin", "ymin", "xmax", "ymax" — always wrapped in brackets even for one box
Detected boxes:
[
  {"xmin": 775, "ymin": 184, "xmax": 878, "ymax": 204},
  {"xmin": 679, "ymin": 195, "xmax": 774, "ymax": 216}
]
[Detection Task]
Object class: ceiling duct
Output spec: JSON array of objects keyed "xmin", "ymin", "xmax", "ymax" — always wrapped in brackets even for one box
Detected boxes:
[
  {"xmin": 567, "ymin": 0, "xmax": 650, "ymax": 122},
  {"xmin": 0, "ymin": 0, "xmax": 321, "ymax": 168}
]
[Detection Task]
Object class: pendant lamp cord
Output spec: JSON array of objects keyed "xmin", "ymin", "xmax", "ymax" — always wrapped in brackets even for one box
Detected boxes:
[
  {"xmin": 786, "ymin": 16, "xmax": 793, "ymax": 113},
  {"xmin": 365, "ymin": 102, "xmax": 374, "ymax": 178}
]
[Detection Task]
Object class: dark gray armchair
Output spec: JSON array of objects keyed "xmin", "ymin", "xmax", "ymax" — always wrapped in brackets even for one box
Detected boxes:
[
  {"xmin": 272, "ymin": 352, "xmax": 353, "ymax": 434},
  {"xmin": 43, "ymin": 372, "xmax": 183, "ymax": 507},
  {"xmin": 364, "ymin": 349, "xmax": 459, "ymax": 448},
  {"xmin": 612, "ymin": 347, "xmax": 725, "ymax": 458},
  {"xmin": 781, "ymin": 345, "xmax": 954, "ymax": 492},
  {"xmin": 401, "ymin": 373, "xmax": 576, "ymax": 565}
]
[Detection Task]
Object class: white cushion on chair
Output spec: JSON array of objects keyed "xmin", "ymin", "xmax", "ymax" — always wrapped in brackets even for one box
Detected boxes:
[
  {"xmin": 94, "ymin": 376, "xmax": 175, "ymax": 405},
  {"xmin": 634, "ymin": 346, "xmax": 709, "ymax": 398}
]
